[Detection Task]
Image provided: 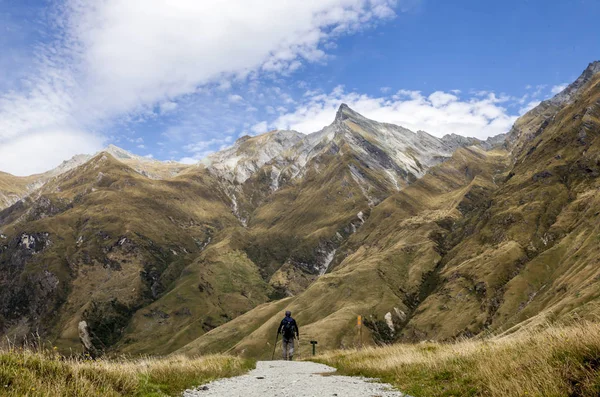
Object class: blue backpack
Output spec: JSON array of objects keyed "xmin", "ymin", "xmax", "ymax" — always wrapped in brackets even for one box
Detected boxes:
[{"xmin": 282, "ymin": 318, "xmax": 295, "ymax": 338}]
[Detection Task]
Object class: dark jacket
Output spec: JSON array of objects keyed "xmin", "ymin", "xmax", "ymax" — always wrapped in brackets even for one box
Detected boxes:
[{"xmin": 278, "ymin": 316, "xmax": 299, "ymax": 339}]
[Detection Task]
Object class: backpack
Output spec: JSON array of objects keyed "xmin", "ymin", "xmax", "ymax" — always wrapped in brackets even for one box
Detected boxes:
[{"xmin": 282, "ymin": 317, "xmax": 295, "ymax": 339}]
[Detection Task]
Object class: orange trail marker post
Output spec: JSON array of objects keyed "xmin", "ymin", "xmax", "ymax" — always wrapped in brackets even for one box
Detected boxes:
[{"xmin": 357, "ymin": 315, "xmax": 363, "ymax": 348}]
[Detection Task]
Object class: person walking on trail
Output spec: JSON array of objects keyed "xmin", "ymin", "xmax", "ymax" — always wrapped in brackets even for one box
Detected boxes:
[{"xmin": 278, "ymin": 310, "xmax": 299, "ymax": 360}]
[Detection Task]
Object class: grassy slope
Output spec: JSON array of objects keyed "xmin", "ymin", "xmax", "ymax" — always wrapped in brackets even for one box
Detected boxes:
[
  {"xmin": 176, "ymin": 146, "xmax": 508, "ymax": 358},
  {"xmin": 179, "ymin": 69, "xmax": 600, "ymax": 352},
  {"xmin": 0, "ymin": 172, "xmax": 36, "ymax": 210},
  {"xmin": 244, "ymin": 147, "xmax": 373, "ymax": 289},
  {"xmin": 3, "ymin": 71, "xmax": 600, "ymax": 362},
  {"xmin": 119, "ymin": 126, "xmax": 403, "ymax": 354},
  {"xmin": 0, "ymin": 346, "xmax": 253, "ymax": 397},
  {"xmin": 402, "ymin": 73, "xmax": 600, "ymax": 340},
  {"xmin": 0, "ymin": 122, "xmax": 403, "ymax": 356},
  {"xmin": 0, "ymin": 153, "xmax": 272, "ymax": 354},
  {"xmin": 118, "ymin": 234, "xmax": 273, "ymax": 355},
  {"xmin": 315, "ymin": 322, "xmax": 600, "ymax": 397}
]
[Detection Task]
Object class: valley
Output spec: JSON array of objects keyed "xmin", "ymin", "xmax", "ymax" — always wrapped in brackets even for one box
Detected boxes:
[{"xmin": 1, "ymin": 61, "xmax": 599, "ymax": 365}]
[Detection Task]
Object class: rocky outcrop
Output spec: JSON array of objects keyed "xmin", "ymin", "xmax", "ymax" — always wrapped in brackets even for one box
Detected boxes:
[
  {"xmin": 78, "ymin": 320, "xmax": 99, "ymax": 357},
  {"xmin": 203, "ymin": 104, "xmax": 489, "ymax": 195}
]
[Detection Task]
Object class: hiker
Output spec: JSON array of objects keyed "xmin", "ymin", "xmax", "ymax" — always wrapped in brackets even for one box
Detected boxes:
[{"xmin": 278, "ymin": 310, "xmax": 299, "ymax": 360}]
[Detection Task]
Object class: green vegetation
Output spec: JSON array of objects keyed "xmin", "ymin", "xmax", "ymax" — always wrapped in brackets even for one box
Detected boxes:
[
  {"xmin": 315, "ymin": 322, "xmax": 600, "ymax": 397},
  {"xmin": 0, "ymin": 346, "xmax": 253, "ymax": 397}
]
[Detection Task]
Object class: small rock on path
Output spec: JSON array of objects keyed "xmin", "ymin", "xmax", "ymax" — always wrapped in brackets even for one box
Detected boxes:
[{"xmin": 183, "ymin": 360, "xmax": 407, "ymax": 397}]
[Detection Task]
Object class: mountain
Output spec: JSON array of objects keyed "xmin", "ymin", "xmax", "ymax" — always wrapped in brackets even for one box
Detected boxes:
[
  {"xmin": 1, "ymin": 61, "xmax": 599, "ymax": 360},
  {"xmin": 0, "ymin": 172, "xmax": 36, "ymax": 210},
  {"xmin": 0, "ymin": 102, "xmax": 481, "ymax": 355},
  {"xmin": 507, "ymin": 61, "xmax": 600, "ymax": 159},
  {"xmin": 176, "ymin": 61, "xmax": 600, "ymax": 357},
  {"xmin": 0, "ymin": 145, "xmax": 193, "ymax": 213},
  {"xmin": 0, "ymin": 156, "xmax": 90, "ymax": 211},
  {"xmin": 176, "ymin": 144, "xmax": 509, "ymax": 356}
]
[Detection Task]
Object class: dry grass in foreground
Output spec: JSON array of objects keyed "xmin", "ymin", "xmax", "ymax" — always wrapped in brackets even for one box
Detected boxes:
[
  {"xmin": 314, "ymin": 322, "xmax": 600, "ymax": 397},
  {"xmin": 0, "ymin": 347, "xmax": 253, "ymax": 396}
]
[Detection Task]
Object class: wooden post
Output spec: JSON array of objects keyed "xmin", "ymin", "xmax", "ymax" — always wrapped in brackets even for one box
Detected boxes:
[
  {"xmin": 357, "ymin": 315, "xmax": 362, "ymax": 348},
  {"xmin": 310, "ymin": 340, "xmax": 318, "ymax": 356}
]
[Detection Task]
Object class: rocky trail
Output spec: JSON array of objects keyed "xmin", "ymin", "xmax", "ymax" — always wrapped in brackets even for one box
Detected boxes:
[{"xmin": 183, "ymin": 360, "xmax": 407, "ymax": 397}]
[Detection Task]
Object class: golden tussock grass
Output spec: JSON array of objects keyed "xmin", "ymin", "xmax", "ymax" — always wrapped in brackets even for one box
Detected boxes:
[
  {"xmin": 0, "ymin": 345, "xmax": 253, "ymax": 396},
  {"xmin": 314, "ymin": 322, "xmax": 600, "ymax": 397}
]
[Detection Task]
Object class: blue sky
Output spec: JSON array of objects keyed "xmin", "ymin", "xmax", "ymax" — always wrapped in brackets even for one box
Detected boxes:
[{"xmin": 0, "ymin": 0, "xmax": 598, "ymax": 175}]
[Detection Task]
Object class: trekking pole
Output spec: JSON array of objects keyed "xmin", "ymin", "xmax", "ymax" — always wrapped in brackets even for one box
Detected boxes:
[{"xmin": 271, "ymin": 332, "xmax": 279, "ymax": 360}]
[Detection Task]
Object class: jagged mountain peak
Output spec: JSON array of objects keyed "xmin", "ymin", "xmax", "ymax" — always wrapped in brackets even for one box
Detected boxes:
[
  {"xmin": 507, "ymin": 60, "xmax": 600, "ymax": 157},
  {"xmin": 203, "ymin": 102, "xmax": 490, "ymax": 188},
  {"xmin": 201, "ymin": 129, "xmax": 304, "ymax": 183},
  {"xmin": 548, "ymin": 60, "xmax": 600, "ymax": 106},
  {"xmin": 232, "ymin": 129, "xmax": 304, "ymax": 148},
  {"xmin": 441, "ymin": 133, "xmax": 483, "ymax": 151},
  {"xmin": 334, "ymin": 103, "xmax": 366, "ymax": 123},
  {"xmin": 103, "ymin": 144, "xmax": 146, "ymax": 161}
]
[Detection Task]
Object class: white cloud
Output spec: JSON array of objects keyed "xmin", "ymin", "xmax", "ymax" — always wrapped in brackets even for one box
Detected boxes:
[
  {"xmin": 428, "ymin": 91, "xmax": 458, "ymax": 107},
  {"xmin": 0, "ymin": 0, "xmax": 404, "ymax": 175},
  {"xmin": 519, "ymin": 100, "xmax": 541, "ymax": 115},
  {"xmin": 65, "ymin": 0, "xmax": 400, "ymax": 116},
  {"xmin": 179, "ymin": 157, "xmax": 198, "ymax": 165},
  {"xmin": 0, "ymin": 128, "xmax": 104, "ymax": 176},
  {"xmin": 228, "ymin": 94, "xmax": 244, "ymax": 103},
  {"xmin": 268, "ymin": 86, "xmax": 518, "ymax": 139},
  {"xmin": 551, "ymin": 83, "xmax": 568, "ymax": 95},
  {"xmin": 159, "ymin": 101, "xmax": 178, "ymax": 114},
  {"xmin": 217, "ymin": 80, "xmax": 232, "ymax": 91},
  {"xmin": 251, "ymin": 121, "xmax": 269, "ymax": 134},
  {"xmin": 181, "ymin": 136, "xmax": 234, "ymax": 161}
]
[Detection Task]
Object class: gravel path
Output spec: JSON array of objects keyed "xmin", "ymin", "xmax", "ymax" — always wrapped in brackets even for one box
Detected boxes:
[{"xmin": 183, "ymin": 360, "xmax": 407, "ymax": 397}]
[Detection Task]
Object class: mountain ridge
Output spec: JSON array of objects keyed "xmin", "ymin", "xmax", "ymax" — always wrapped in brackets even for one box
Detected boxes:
[
  {"xmin": 175, "ymin": 62, "xmax": 600, "ymax": 357},
  {"xmin": 1, "ymin": 62, "xmax": 599, "ymax": 359}
]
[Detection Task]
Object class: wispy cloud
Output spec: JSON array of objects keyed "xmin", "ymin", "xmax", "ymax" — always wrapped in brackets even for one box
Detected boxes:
[{"xmin": 0, "ymin": 0, "xmax": 403, "ymax": 175}]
